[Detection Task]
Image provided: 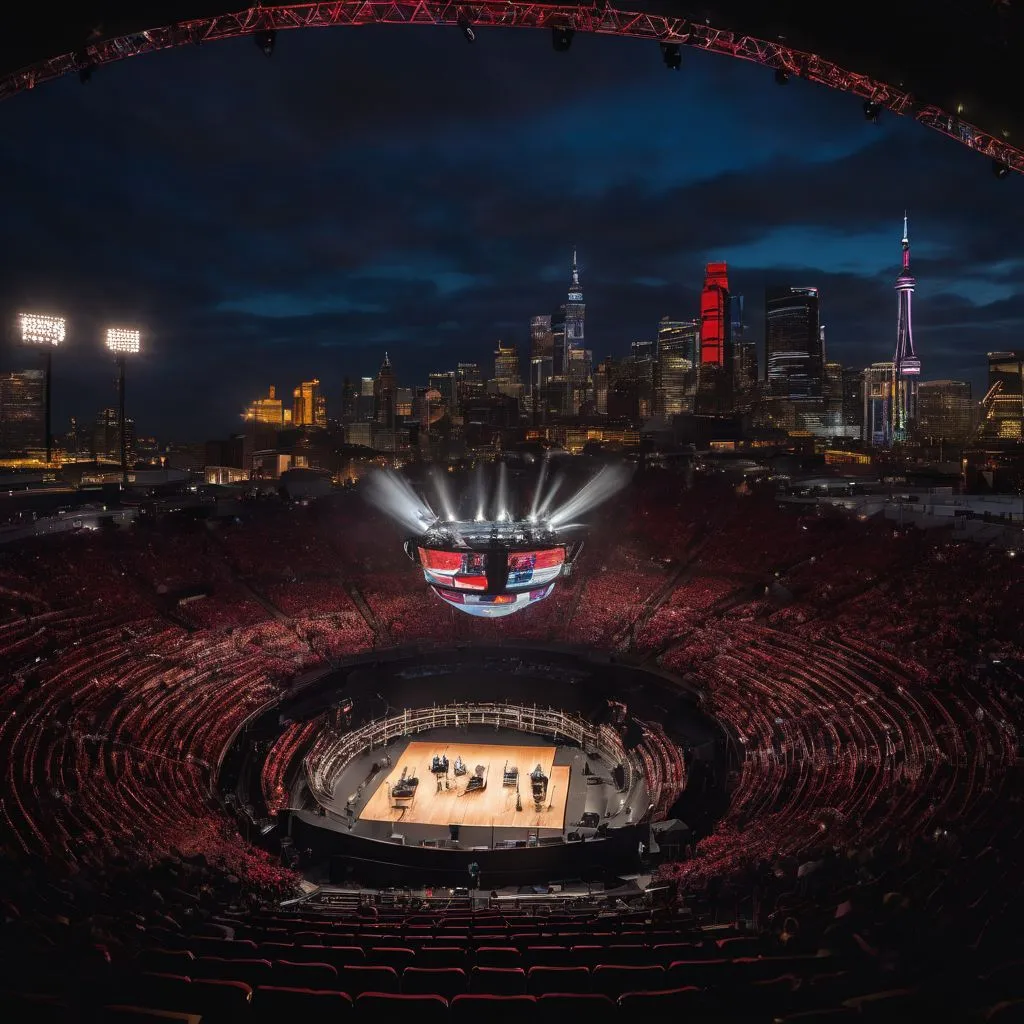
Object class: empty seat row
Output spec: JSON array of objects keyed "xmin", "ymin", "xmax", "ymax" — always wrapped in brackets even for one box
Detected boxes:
[
  {"xmin": 125, "ymin": 959, "xmax": 832, "ymax": 998},
  {"xmin": 94, "ymin": 986, "xmax": 809, "ymax": 1024},
  {"xmin": 142, "ymin": 938, "xmax": 763, "ymax": 970}
]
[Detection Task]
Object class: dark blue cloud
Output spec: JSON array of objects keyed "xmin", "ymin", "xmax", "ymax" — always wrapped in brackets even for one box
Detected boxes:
[{"xmin": 0, "ymin": 26, "xmax": 1019, "ymax": 437}]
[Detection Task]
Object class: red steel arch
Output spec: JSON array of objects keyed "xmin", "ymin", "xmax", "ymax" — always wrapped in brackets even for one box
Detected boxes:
[{"xmin": 1, "ymin": 1, "xmax": 1021, "ymax": 175}]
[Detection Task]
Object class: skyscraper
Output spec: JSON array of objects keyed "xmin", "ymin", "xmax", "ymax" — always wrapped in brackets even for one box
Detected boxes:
[
  {"xmin": 656, "ymin": 318, "xmax": 700, "ymax": 417},
  {"xmin": 244, "ymin": 385, "xmax": 287, "ymax": 427},
  {"xmin": 565, "ymin": 249, "xmax": 585, "ymax": 352},
  {"xmin": 374, "ymin": 355, "xmax": 395, "ymax": 426},
  {"xmin": 493, "ymin": 342, "xmax": 520, "ymax": 386},
  {"xmin": 0, "ymin": 370, "xmax": 45, "ymax": 458},
  {"xmin": 980, "ymin": 351, "xmax": 1024, "ymax": 440},
  {"xmin": 765, "ymin": 286, "xmax": 823, "ymax": 400},
  {"xmin": 292, "ymin": 379, "xmax": 325, "ymax": 428},
  {"xmin": 863, "ymin": 362, "xmax": 894, "ymax": 447},
  {"xmin": 529, "ymin": 315, "xmax": 554, "ymax": 416},
  {"xmin": 891, "ymin": 214, "xmax": 922, "ymax": 441},
  {"xmin": 700, "ymin": 262, "xmax": 730, "ymax": 367},
  {"xmin": 428, "ymin": 371, "xmax": 456, "ymax": 412},
  {"xmin": 733, "ymin": 341, "xmax": 759, "ymax": 410},
  {"xmin": 492, "ymin": 341, "xmax": 522, "ymax": 401},
  {"xmin": 918, "ymin": 380, "xmax": 974, "ymax": 443},
  {"xmin": 92, "ymin": 407, "xmax": 135, "ymax": 466}
]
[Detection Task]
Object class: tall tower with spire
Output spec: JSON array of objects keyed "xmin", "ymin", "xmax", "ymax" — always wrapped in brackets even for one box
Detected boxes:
[
  {"xmin": 374, "ymin": 351, "xmax": 395, "ymax": 426},
  {"xmin": 565, "ymin": 248, "xmax": 585, "ymax": 350},
  {"xmin": 891, "ymin": 213, "xmax": 921, "ymax": 442}
]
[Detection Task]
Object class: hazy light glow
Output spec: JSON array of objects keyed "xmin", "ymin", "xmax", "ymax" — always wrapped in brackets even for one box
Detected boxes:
[
  {"xmin": 546, "ymin": 464, "xmax": 632, "ymax": 529},
  {"xmin": 365, "ymin": 469, "xmax": 438, "ymax": 535},
  {"xmin": 369, "ymin": 461, "xmax": 629, "ymax": 540},
  {"xmin": 20, "ymin": 313, "xmax": 66, "ymax": 346},
  {"xmin": 106, "ymin": 327, "xmax": 141, "ymax": 354}
]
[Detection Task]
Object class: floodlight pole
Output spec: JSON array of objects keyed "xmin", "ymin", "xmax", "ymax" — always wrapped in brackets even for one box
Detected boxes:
[
  {"xmin": 44, "ymin": 348, "xmax": 53, "ymax": 466},
  {"xmin": 117, "ymin": 354, "xmax": 127, "ymax": 485}
]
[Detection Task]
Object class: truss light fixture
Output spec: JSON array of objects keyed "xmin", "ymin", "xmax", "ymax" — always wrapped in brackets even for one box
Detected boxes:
[
  {"xmin": 661, "ymin": 42, "xmax": 682, "ymax": 70},
  {"xmin": 552, "ymin": 26, "xmax": 574, "ymax": 52},
  {"xmin": 105, "ymin": 327, "xmax": 141, "ymax": 354},
  {"xmin": 863, "ymin": 100, "xmax": 881, "ymax": 122},
  {"xmin": 774, "ymin": 67, "xmax": 789, "ymax": 85},
  {"xmin": 992, "ymin": 159, "xmax": 1011, "ymax": 179},
  {"xmin": 458, "ymin": 16, "xmax": 476, "ymax": 42},
  {"xmin": 254, "ymin": 29, "xmax": 276, "ymax": 57},
  {"xmin": 20, "ymin": 313, "xmax": 66, "ymax": 347}
]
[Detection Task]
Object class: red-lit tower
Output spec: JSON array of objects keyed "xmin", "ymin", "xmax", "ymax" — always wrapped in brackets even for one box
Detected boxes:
[
  {"xmin": 891, "ymin": 213, "xmax": 921, "ymax": 442},
  {"xmin": 700, "ymin": 262, "xmax": 730, "ymax": 366}
]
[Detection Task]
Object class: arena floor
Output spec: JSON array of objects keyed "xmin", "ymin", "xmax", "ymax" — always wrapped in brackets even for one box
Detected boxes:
[{"xmin": 358, "ymin": 740, "xmax": 570, "ymax": 830}]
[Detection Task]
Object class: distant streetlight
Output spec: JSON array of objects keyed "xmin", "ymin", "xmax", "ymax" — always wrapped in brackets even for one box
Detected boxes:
[
  {"xmin": 19, "ymin": 313, "xmax": 66, "ymax": 465},
  {"xmin": 105, "ymin": 327, "xmax": 141, "ymax": 484}
]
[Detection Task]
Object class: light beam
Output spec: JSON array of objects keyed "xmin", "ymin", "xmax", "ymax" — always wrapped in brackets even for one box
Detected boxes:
[
  {"xmin": 364, "ymin": 469, "xmax": 438, "ymax": 535},
  {"xmin": 546, "ymin": 463, "xmax": 632, "ymax": 529}
]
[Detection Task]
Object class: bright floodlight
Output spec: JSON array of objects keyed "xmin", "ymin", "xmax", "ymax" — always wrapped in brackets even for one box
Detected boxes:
[
  {"xmin": 106, "ymin": 327, "xmax": 141, "ymax": 354},
  {"xmin": 20, "ymin": 313, "xmax": 66, "ymax": 346}
]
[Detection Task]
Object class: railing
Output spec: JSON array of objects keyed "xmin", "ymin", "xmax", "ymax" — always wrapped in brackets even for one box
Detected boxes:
[{"xmin": 304, "ymin": 702, "xmax": 630, "ymax": 804}]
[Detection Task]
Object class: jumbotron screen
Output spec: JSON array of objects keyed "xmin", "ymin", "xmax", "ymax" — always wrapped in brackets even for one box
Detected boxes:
[
  {"xmin": 506, "ymin": 548, "xmax": 565, "ymax": 590},
  {"xmin": 418, "ymin": 547, "xmax": 488, "ymax": 591},
  {"xmin": 431, "ymin": 582, "xmax": 556, "ymax": 618}
]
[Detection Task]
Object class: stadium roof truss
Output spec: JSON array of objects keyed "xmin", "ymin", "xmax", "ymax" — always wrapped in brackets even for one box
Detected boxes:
[{"xmin": 0, "ymin": 2, "xmax": 1021, "ymax": 175}]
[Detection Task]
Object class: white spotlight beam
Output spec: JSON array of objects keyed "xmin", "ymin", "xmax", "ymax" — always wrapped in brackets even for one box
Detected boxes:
[
  {"xmin": 20, "ymin": 313, "xmax": 66, "ymax": 346},
  {"xmin": 547, "ymin": 464, "xmax": 632, "ymax": 529},
  {"xmin": 105, "ymin": 327, "xmax": 141, "ymax": 354},
  {"xmin": 365, "ymin": 469, "xmax": 439, "ymax": 536}
]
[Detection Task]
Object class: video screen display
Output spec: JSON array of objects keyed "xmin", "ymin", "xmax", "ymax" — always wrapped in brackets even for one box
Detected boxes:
[
  {"xmin": 418, "ymin": 547, "xmax": 488, "ymax": 591},
  {"xmin": 506, "ymin": 547, "xmax": 565, "ymax": 590},
  {"xmin": 431, "ymin": 582, "xmax": 556, "ymax": 618}
]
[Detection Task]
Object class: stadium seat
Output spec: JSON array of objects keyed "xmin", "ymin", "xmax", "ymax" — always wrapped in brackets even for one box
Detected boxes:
[
  {"xmin": 184, "ymin": 979, "xmax": 253, "ymax": 1022},
  {"xmin": 272, "ymin": 960, "xmax": 338, "ymax": 988},
  {"xmin": 338, "ymin": 965, "xmax": 399, "ymax": 996},
  {"xmin": 252, "ymin": 985, "xmax": 353, "ymax": 1024},
  {"xmin": 367, "ymin": 946, "xmax": 415, "ymax": 971},
  {"xmin": 470, "ymin": 967, "xmax": 528, "ymax": 994},
  {"xmin": 416, "ymin": 946, "xmax": 468, "ymax": 968},
  {"xmin": 451, "ymin": 993, "xmax": 536, "ymax": 1024},
  {"xmin": 402, "ymin": 967, "xmax": 468, "ymax": 998},
  {"xmin": 526, "ymin": 966, "xmax": 592, "ymax": 994},
  {"xmin": 618, "ymin": 987, "xmax": 706, "ymax": 1013},
  {"xmin": 524, "ymin": 946, "xmax": 572, "ymax": 968},
  {"xmin": 136, "ymin": 950, "xmax": 195, "ymax": 975},
  {"xmin": 476, "ymin": 946, "xmax": 522, "ymax": 968},
  {"xmin": 100, "ymin": 1009, "xmax": 199, "ymax": 1024},
  {"xmin": 355, "ymin": 992, "xmax": 448, "ymax": 1024},
  {"xmin": 592, "ymin": 964, "xmax": 666, "ymax": 997},
  {"xmin": 536, "ymin": 993, "xmax": 616, "ymax": 1024}
]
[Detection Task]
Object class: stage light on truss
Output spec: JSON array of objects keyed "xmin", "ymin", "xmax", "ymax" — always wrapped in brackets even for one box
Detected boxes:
[
  {"xmin": 458, "ymin": 16, "xmax": 476, "ymax": 42},
  {"xmin": 992, "ymin": 159, "xmax": 1011, "ymax": 179},
  {"xmin": 863, "ymin": 100, "xmax": 881, "ymax": 123},
  {"xmin": 105, "ymin": 327, "xmax": 141, "ymax": 354},
  {"xmin": 20, "ymin": 313, "xmax": 66, "ymax": 347},
  {"xmin": 552, "ymin": 26, "xmax": 574, "ymax": 52},
  {"xmin": 774, "ymin": 67, "xmax": 789, "ymax": 85},
  {"xmin": 661, "ymin": 42, "xmax": 682, "ymax": 70},
  {"xmin": 254, "ymin": 30, "xmax": 276, "ymax": 57}
]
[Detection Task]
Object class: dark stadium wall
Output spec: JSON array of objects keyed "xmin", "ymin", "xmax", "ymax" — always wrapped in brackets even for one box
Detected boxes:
[{"xmin": 283, "ymin": 810, "xmax": 645, "ymax": 887}]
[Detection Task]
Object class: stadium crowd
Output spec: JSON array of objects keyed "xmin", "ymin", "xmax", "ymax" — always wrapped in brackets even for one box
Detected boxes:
[{"xmin": 0, "ymin": 474, "xmax": 1021, "ymax": 1019}]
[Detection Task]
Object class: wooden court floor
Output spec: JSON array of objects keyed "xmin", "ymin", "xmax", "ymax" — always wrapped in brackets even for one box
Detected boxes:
[{"xmin": 359, "ymin": 740, "xmax": 569, "ymax": 830}]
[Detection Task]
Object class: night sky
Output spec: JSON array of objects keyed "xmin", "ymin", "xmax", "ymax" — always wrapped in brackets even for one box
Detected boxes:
[{"xmin": 0, "ymin": 27, "xmax": 1020, "ymax": 440}]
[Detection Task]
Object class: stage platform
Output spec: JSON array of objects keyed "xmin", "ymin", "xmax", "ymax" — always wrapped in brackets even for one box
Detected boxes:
[{"xmin": 359, "ymin": 740, "xmax": 569, "ymax": 831}]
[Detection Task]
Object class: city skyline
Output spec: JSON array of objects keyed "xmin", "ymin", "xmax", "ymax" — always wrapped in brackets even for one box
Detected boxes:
[{"xmin": 0, "ymin": 28, "xmax": 1019, "ymax": 437}]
